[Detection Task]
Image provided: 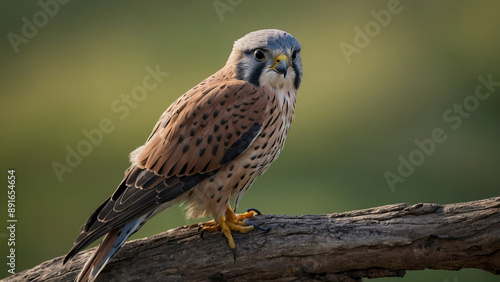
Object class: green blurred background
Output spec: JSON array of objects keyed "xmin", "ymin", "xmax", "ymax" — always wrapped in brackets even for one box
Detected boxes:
[{"xmin": 1, "ymin": 1, "xmax": 499, "ymax": 281}]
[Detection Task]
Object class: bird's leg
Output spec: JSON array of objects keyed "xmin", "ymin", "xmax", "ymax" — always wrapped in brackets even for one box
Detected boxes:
[
  {"xmin": 199, "ymin": 206, "xmax": 261, "ymax": 259},
  {"xmin": 223, "ymin": 206, "xmax": 256, "ymax": 232},
  {"xmin": 199, "ymin": 206, "xmax": 256, "ymax": 234}
]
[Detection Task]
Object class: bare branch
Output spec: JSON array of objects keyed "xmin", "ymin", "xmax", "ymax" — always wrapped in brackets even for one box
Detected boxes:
[{"xmin": 7, "ymin": 197, "xmax": 500, "ymax": 281}]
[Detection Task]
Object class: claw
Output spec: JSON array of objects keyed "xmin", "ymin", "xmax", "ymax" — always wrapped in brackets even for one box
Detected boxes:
[
  {"xmin": 246, "ymin": 208, "xmax": 262, "ymax": 215},
  {"xmin": 199, "ymin": 220, "xmax": 220, "ymax": 239},
  {"xmin": 247, "ymin": 222, "xmax": 270, "ymax": 233},
  {"xmin": 232, "ymin": 248, "xmax": 237, "ymax": 263}
]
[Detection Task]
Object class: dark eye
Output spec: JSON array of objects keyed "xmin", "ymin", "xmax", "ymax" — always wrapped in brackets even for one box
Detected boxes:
[
  {"xmin": 291, "ymin": 50, "xmax": 298, "ymax": 61},
  {"xmin": 254, "ymin": 49, "xmax": 266, "ymax": 61}
]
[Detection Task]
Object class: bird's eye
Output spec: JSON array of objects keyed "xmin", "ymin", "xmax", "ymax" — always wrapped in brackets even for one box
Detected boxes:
[
  {"xmin": 254, "ymin": 49, "xmax": 266, "ymax": 62},
  {"xmin": 291, "ymin": 50, "xmax": 298, "ymax": 61}
]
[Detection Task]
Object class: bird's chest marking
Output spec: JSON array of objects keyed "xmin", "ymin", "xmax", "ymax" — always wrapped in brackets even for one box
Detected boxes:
[{"xmin": 250, "ymin": 88, "xmax": 296, "ymax": 167}]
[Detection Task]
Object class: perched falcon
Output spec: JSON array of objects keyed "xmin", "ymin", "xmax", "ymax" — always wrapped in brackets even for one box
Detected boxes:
[{"xmin": 64, "ymin": 29, "xmax": 303, "ymax": 282}]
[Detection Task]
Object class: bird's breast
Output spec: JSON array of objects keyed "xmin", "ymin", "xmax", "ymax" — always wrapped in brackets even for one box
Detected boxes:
[{"xmin": 251, "ymin": 88, "xmax": 296, "ymax": 168}]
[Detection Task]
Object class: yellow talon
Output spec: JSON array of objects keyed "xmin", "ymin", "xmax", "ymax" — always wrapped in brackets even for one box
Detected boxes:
[
  {"xmin": 198, "ymin": 206, "xmax": 260, "ymax": 259},
  {"xmin": 235, "ymin": 210, "xmax": 259, "ymax": 221},
  {"xmin": 219, "ymin": 219, "xmax": 236, "ymax": 249},
  {"xmin": 226, "ymin": 221, "xmax": 254, "ymax": 233}
]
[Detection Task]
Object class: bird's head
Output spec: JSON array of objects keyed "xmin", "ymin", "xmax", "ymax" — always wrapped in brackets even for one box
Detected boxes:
[{"xmin": 228, "ymin": 29, "xmax": 302, "ymax": 91}]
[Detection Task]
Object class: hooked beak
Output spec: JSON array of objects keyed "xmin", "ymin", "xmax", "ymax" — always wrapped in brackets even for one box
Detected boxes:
[{"xmin": 270, "ymin": 54, "xmax": 289, "ymax": 78}]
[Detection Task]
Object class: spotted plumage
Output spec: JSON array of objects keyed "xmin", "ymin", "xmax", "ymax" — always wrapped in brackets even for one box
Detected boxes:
[{"xmin": 64, "ymin": 29, "xmax": 302, "ymax": 282}]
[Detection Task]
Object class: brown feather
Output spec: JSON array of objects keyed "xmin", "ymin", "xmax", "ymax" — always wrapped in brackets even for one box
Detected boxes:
[
  {"xmin": 75, "ymin": 228, "xmax": 120, "ymax": 282},
  {"xmin": 135, "ymin": 72, "xmax": 269, "ymax": 177}
]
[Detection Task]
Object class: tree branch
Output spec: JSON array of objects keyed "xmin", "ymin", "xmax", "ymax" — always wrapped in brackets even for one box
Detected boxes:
[{"xmin": 7, "ymin": 197, "xmax": 500, "ymax": 281}]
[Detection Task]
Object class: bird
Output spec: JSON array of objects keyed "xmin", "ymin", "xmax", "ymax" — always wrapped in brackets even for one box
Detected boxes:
[{"xmin": 63, "ymin": 29, "xmax": 303, "ymax": 282}]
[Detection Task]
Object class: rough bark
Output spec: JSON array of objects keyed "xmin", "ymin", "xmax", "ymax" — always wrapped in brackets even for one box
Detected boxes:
[{"xmin": 6, "ymin": 197, "xmax": 500, "ymax": 281}]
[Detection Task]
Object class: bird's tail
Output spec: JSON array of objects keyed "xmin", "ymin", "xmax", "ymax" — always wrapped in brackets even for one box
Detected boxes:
[{"xmin": 75, "ymin": 217, "xmax": 144, "ymax": 282}]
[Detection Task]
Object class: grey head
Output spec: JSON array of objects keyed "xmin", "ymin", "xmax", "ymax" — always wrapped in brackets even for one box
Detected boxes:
[{"xmin": 228, "ymin": 29, "xmax": 302, "ymax": 91}]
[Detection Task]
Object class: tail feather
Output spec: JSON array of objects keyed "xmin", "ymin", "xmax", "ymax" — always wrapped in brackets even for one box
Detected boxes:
[{"xmin": 75, "ymin": 217, "xmax": 144, "ymax": 282}]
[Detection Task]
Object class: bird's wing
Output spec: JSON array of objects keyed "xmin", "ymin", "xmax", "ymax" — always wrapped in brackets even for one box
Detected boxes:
[
  {"xmin": 135, "ymin": 79, "xmax": 268, "ymax": 177},
  {"xmin": 65, "ymin": 78, "xmax": 269, "ymax": 262}
]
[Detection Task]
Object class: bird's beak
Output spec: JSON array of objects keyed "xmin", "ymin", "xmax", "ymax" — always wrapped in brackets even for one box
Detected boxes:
[{"xmin": 271, "ymin": 54, "xmax": 289, "ymax": 78}]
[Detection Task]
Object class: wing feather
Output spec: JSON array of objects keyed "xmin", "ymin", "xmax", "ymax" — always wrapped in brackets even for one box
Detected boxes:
[{"xmin": 135, "ymin": 79, "xmax": 268, "ymax": 176}]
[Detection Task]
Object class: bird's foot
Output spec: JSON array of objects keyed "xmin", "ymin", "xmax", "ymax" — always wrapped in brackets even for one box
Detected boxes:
[{"xmin": 199, "ymin": 206, "xmax": 264, "ymax": 261}]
